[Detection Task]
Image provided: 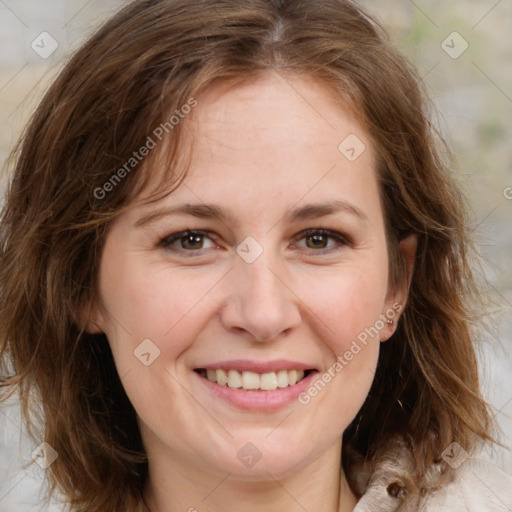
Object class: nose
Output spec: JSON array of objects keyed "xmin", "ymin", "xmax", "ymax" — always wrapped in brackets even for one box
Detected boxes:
[{"xmin": 219, "ymin": 247, "xmax": 302, "ymax": 342}]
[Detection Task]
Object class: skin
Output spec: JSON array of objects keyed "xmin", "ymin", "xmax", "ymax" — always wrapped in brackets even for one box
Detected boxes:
[{"xmin": 88, "ymin": 71, "xmax": 416, "ymax": 512}]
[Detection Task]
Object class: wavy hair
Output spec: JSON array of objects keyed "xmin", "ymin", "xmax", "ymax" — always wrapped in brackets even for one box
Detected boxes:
[{"xmin": 0, "ymin": 0, "xmax": 494, "ymax": 510}]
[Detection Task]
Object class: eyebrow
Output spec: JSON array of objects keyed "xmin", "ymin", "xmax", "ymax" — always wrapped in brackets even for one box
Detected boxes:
[{"xmin": 134, "ymin": 199, "xmax": 369, "ymax": 228}]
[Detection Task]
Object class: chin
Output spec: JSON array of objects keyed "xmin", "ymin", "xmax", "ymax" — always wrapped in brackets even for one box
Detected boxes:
[{"xmin": 200, "ymin": 435, "xmax": 323, "ymax": 482}]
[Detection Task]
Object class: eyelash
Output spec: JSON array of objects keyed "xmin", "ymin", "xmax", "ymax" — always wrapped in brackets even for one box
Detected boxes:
[{"xmin": 158, "ymin": 228, "xmax": 351, "ymax": 256}]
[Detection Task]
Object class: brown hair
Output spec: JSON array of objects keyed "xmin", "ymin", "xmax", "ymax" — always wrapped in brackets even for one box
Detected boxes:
[{"xmin": 0, "ymin": 0, "xmax": 494, "ymax": 510}]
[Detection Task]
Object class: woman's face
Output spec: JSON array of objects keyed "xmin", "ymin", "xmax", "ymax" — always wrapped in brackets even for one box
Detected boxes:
[{"xmin": 90, "ymin": 72, "xmax": 407, "ymax": 480}]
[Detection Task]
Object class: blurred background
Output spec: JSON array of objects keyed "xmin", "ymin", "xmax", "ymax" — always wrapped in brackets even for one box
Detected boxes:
[{"xmin": 0, "ymin": 0, "xmax": 511, "ymax": 510}]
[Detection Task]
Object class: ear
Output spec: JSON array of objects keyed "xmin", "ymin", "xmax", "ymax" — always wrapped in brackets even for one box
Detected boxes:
[
  {"xmin": 76, "ymin": 297, "xmax": 105, "ymax": 334},
  {"xmin": 380, "ymin": 234, "xmax": 417, "ymax": 342}
]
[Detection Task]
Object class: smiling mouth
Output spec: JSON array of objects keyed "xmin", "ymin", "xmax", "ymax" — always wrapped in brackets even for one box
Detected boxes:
[{"xmin": 194, "ymin": 368, "xmax": 314, "ymax": 391}]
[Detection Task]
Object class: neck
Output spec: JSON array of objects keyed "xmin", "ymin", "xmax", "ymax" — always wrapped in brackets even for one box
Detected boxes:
[{"xmin": 142, "ymin": 439, "xmax": 358, "ymax": 512}]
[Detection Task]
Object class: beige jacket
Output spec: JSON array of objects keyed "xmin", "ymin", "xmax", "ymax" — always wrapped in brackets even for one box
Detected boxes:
[{"xmin": 350, "ymin": 438, "xmax": 512, "ymax": 511}]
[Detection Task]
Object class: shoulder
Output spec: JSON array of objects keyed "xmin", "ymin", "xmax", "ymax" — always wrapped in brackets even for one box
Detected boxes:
[
  {"xmin": 350, "ymin": 438, "xmax": 512, "ymax": 512},
  {"xmin": 415, "ymin": 457, "xmax": 512, "ymax": 511}
]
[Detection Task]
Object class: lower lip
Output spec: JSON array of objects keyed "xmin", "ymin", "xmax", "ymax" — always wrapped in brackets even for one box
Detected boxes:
[{"xmin": 194, "ymin": 370, "xmax": 319, "ymax": 411}]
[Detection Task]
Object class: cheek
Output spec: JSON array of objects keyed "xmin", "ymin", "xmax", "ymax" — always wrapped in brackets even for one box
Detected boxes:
[
  {"xmin": 293, "ymin": 263, "xmax": 387, "ymax": 413},
  {"xmin": 298, "ymin": 261, "xmax": 389, "ymax": 348},
  {"xmin": 98, "ymin": 246, "xmax": 213, "ymax": 340}
]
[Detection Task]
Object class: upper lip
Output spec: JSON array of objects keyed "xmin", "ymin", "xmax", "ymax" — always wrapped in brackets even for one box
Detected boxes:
[{"xmin": 196, "ymin": 359, "xmax": 316, "ymax": 373}]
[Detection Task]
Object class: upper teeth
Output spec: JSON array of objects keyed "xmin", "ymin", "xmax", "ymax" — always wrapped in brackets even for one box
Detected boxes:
[{"xmin": 204, "ymin": 369, "xmax": 306, "ymax": 390}]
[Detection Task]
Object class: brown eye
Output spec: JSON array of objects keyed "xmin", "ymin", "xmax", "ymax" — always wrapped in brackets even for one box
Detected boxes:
[
  {"xmin": 180, "ymin": 233, "xmax": 204, "ymax": 250},
  {"xmin": 294, "ymin": 229, "xmax": 350, "ymax": 253},
  {"xmin": 305, "ymin": 233, "xmax": 329, "ymax": 249},
  {"xmin": 160, "ymin": 230, "xmax": 216, "ymax": 252}
]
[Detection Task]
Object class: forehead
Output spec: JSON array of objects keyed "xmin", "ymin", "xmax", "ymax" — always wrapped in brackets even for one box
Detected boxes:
[
  {"xmin": 181, "ymin": 72, "xmax": 376, "ymax": 196},
  {"xmin": 134, "ymin": 71, "xmax": 380, "ymax": 225},
  {"xmin": 190, "ymin": 71, "xmax": 363, "ymax": 151}
]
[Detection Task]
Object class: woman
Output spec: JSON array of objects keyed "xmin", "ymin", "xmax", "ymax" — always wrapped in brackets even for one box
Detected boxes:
[{"xmin": 1, "ymin": 1, "xmax": 511, "ymax": 511}]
